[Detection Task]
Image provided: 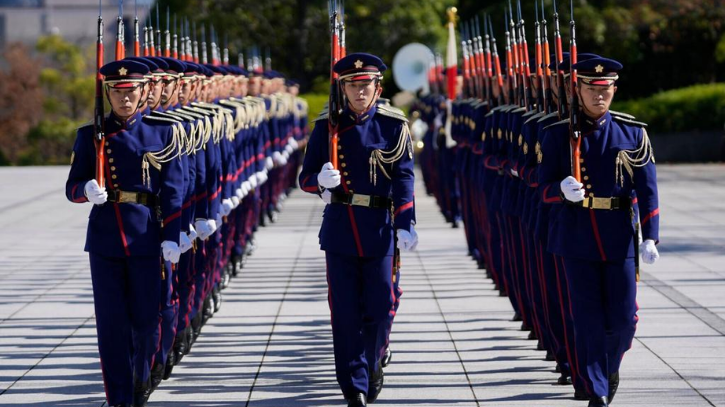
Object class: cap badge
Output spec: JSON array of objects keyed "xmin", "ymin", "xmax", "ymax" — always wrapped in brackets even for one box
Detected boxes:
[
  {"xmin": 354, "ymin": 60, "xmax": 364, "ymax": 69},
  {"xmin": 118, "ymin": 67, "xmax": 128, "ymax": 76},
  {"xmin": 595, "ymin": 64, "xmax": 604, "ymax": 73}
]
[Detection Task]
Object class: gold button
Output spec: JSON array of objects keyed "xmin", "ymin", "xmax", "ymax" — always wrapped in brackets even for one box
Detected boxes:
[
  {"xmin": 346, "ymin": 180, "xmax": 351, "ymax": 185},
  {"xmin": 111, "ymin": 166, "xmax": 116, "ymax": 171},
  {"xmin": 349, "ymin": 189, "xmax": 354, "ymax": 193},
  {"xmin": 579, "ymin": 158, "xmax": 584, "ymax": 163},
  {"xmin": 586, "ymin": 184, "xmax": 592, "ymax": 189},
  {"xmin": 112, "ymin": 174, "xmax": 118, "ymax": 179},
  {"xmin": 341, "ymin": 163, "xmax": 347, "ymax": 168},
  {"xmin": 343, "ymin": 172, "xmax": 349, "ymax": 176},
  {"xmin": 583, "ymin": 176, "xmax": 589, "ymax": 181},
  {"xmin": 109, "ymin": 158, "xmax": 114, "ymax": 163},
  {"xmin": 107, "ymin": 149, "xmax": 112, "ymax": 154},
  {"xmin": 105, "ymin": 141, "xmax": 109, "ymax": 147},
  {"xmin": 113, "ymin": 183, "xmax": 119, "ymax": 188},
  {"xmin": 339, "ymin": 154, "xmax": 344, "ymax": 159},
  {"xmin": 337, "ymin": 145, "xmax": 342, "ymax": 150},
  {"xmin": 581, "ymin": 167, "xmax": 586, "ymax": 172}
]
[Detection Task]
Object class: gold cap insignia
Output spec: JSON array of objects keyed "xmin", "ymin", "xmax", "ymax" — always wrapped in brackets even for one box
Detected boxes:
[
  {"xmin": 119, "ymin": 67, "xmax": 128, "ymax": 76},
  {"xmin": 595, "ymin": 64, "xmax": 604, "ymax": 73},
  {"xmin": 354, "ymin": 60, "xmax": 364, "ymax": 69}
]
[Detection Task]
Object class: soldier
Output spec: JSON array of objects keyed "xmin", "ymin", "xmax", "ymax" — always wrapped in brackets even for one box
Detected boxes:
[
  {"xmin": 298, "ymin": 52, "xmax": 417, "ymax": 407},
  {"xmin": 65, "ymin": 59, "xmax": 184, "ymax": 407},
  {"xmin": 538, "ymin": 56, "xmax": 660, "ymax": 407}
]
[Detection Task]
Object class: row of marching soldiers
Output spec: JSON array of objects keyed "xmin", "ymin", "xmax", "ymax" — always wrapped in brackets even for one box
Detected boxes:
[
  {"xmin": 412, "ymin": 5, "xmax": 660, "ymax": 407},
  {"xmin": 66, "ymin": 51, "xmax": 308, "ymax": 406}
]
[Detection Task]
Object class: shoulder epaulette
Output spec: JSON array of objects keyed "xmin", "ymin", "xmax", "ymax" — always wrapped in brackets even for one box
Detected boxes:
[
  {"xmin": 511, "ymin": 106, "xmax": 527, "ymax": 114},
  {"xmin": 537, "ymin": 111, "xmax": 560, "ymax": 124},
  {"xmin": 77, "ymin": 120, "xmax": 93, "ymax": 130},
  {"xmin": 314, "ymin": 110, "xmax": 329, "ymax": 122},
  {"xmin": 376, "ymin": 104, "xmax": 408, "ymax": 123},
  {"xmin": 612, "ymin": 115, "xmax": 647, "ymax": 128},
  {"xmin": 609, "ymin": 110, "xmax": 636, "ymax": 120},
  {"xmin": 524, "ymin": 111, "xmax": 546, "ymax": 125},
  {"xmin": 143, "ymin": 115, "xmax": 181, "ymax": 125},
  {"xmin": 543, "ymin": 118, "xmax": 570, "ymax": 131},
  {"xmin": 522, "ymin": 109, "xmax": 539, "ymax": 119}
]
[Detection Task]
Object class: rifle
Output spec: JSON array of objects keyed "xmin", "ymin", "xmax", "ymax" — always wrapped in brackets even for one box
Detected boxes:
[
  {"xmin": 553, "ymin": 0, "xmax": 567, "ymax": 117},
  {"xmin": 115, "ymin": 0, "xmax": 124, "ymax": 60},
  {"xmin": 540, "ymin": 0, "xmax": 553, "ymax": 113},
  {"xmin": 504, "ymin": 10, "xmax": 515, "ymax": 104},
  {"xmin": 173, "ymin": 14, "xmax": 178, "ymax": 60},
  {"xmin": 460, "ymin": 24, "xmax": 470, "ymax": 99},
  {"xmin": 534, "ymin": 0, "xmax": 545, "ymax": 112},
  {"xmin": 569, "ymin": 0, "xmax": 581, "ymax": 182},
  {"xmin": 164, "ymin": 7, "xmax": 170, "ymax": 57},
  {"xmin": 155, "ymin": 3, "xmax": 161, "ymax": 57},
  {"xmin": 94, "ymin": 0, "xmax": 106, "ymax": 188},
  {"xmin": 327, "ymin": 0, "xmax": 342, "ymax": 169},
  {"xmin": 133, "ymin": 0, "xmax": 140, "ymax": 57},
  {"xmin": 148, "ymin": 7, "xmax": 155, "ymax": 57},
  {"xmin": 517, "ymin": 0, "xmax": 531, "ymax": 110},
  {"xmin": 487, "ymin": 14, "xmax": 504, "ymax": 106}
]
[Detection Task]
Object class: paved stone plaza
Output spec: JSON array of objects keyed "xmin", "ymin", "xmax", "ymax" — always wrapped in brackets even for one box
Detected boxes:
[{"xmin": 0, "ymin": 164, "xmax": 723, "ymax": 406}]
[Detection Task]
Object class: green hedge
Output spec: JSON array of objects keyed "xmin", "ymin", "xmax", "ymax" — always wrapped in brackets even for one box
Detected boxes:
[
  {"xmin": 302, "ymin": 93, "xmax": 329, "ymax": 131},
  {"xmin": 612, "ymin": 83, "xmax": 725, "ymax": 134}
]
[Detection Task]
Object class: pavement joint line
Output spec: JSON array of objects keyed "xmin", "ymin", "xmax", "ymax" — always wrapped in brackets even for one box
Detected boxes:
[
  {"xmin": 0, "ymin": 188, "xmax": 65, "ymax": 215},
  {"xmin": 414, "ymin": 248, "xmax": 482, "ymax": 407},
  {"xmin": 0, "ymin": 260, "xmax": 89, "ymax": 325},
  {"xmin": 0, "ymin": 313, "xmax": 96, "ymax": 397},
  {"xmin": 640, "ymin": 271, "xmax": 725, "ymax": 336},
  {"xmin": 243, "ymin": 197, "xmax": 320, "ymax": 407},
  {"xmin": 633, "ymin": 337, "xmax": 716, "ymax": 407}
]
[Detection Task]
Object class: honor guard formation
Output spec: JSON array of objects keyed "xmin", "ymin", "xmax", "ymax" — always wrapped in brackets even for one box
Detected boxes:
[
  {"xmin": 65, "ymin": 8, "xmax": 309, "ymax": 406},
  {"xmin": 411, "ymin": 4, "xmax": 660, "ymax": 407}
]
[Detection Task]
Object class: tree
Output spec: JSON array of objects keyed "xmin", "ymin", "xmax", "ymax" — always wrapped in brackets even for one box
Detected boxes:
[{"xmin": 0, "ymin": 43, "xmax": 43, "ymax": 164}]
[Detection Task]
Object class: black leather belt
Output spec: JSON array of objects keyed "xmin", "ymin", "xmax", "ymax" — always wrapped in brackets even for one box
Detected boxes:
[
  {"xmin": 331, "ymin": 191, "xmax": 392, "ymax": 209},
  {"xmin": 107, "ymin": 190, "xmax": 159, "ymax": 207},
  {"xmin": 568, "ymin": 196, "xmax": 630, "ymax": 211}
]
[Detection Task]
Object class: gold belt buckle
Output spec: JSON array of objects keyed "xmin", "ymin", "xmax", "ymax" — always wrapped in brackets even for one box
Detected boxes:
[
  {"xmin": 351, "ymin": 194, "xmax": 371, "ymax": 207},
  {"xmin": 590, "ymin": 197, "xmax": 611, "ymax": 210},
  {"xmin": 117, "ymin": 191, "xmax": 138, "ymax": 204}
]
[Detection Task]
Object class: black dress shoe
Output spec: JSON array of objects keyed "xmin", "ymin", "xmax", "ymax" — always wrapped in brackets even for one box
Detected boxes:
[
  {"xmin": 557, "ymin": 373, "xmax": 572, "ymax": 385},
  {"xmin": 202, "ymin": 295, "xmax": 214, "ymax": 325},
  {"xmin": 588, "ymin": 396, "xmax": 608, "ymax": 407},
  {"xmin": 212, "ymin": 285, "xmax": 222, "ymax": 312},
  {"xmin": 545, "ymin": 350, "xmax": 556, "ymax": 361},
  {"xmin": 191, "ymin": 312, "xmax": 203, "ymax": 344},
  {"xmin": 511, "ymin": 312, "xmax": 522, "ymax": 322},
  {"xmin": 367, "ymin": 363, "xmax": 384, "ymax": 403},
  {"xmin": 528, "ymin": 330, "xmax": 538, "ymax": 340},
  {"xmin": 150, "ymin": 361, "xmax": 164, "ymax": 391},
  {"xmin": 574, "ymin": 387, "xmax": 590, "ymax": 400},
  {"xmin": 111, "ymin": 404, "xmax": 131, "ymax": 407},
  {"xmin": 381, "ymin": 347, "xmax": 392, "ymax": 368},
  {"xmin": 133, "ymin": 377, "xmax": 152, "ymax": 407},
  {"xmin": 608, "ymin": 371, "xmax": 619, "ymax": 403},
  {"xmin": 521, "ymin": 321, "xmax": 532, "ymax": 331},
  {"xmin": 184, "ymin": 326, "xmax": 194, "ymax": 354},
  {"xmin": 173, "ymin": 331, "xmax": 187, "ymax": 364},
  {"xmin": 163, "ymin": 351, "xmax": 175, "ymax": 380},
  {"xmin": 347, "ymin": 392, "xmax": 367, "ymax": 407}
]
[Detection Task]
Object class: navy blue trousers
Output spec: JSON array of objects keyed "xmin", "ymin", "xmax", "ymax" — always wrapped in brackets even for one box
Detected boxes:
[
  {"xmin": 325, "ymin": 252, "xmax": 395, "ymax": 399},
  {"xmin": 563, "ymin": 257, "xmax": 638, "ymax": 398},
  {"xmin": 88, "ymin": 253, "xmax": 161, "ymax": 405}
]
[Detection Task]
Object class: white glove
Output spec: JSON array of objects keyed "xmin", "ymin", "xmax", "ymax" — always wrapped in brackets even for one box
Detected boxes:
[
  {"xmin": 281, "ymin": 150, "xmax": 290, "ymax": 162},
  {"xmin": 284, "ymin": 144, "xmax": 295, "ymax": 155},
  {"xmin": 188, "ymin": 224, "xmax": 198, "ymax": 241},
  {"xmin": 265, "ymin": 156, "xmax": 274, "ymax": 170},
  {"xmin": 215, "ymin": 212, "xmax": 223, "ymax": 229},
  {"xmin": 396, "ymin": 228, "xmax": 419, "ymax": 252},
  {"xmin": 231, "ymin": 195, "xmax": 240, "ymax": 208},
  {"xmin": 317, "ymin": 162, "xmax": 341, "ymax": 189},
  {"xmin": 179, "ymin": 231, "xmax": 192, "ymax": 253},
  {"xmin": 84, "ymin": 180, "xmax": 108, "ymax": 205},
  {"xmin": 321, "ymin": 189, "xmax": 331, "ymax": 204},
  {"xmin": 640, "ymin": 239, "xmax": 659, "ymax": 265},
  {"xmin": 256, "ymin": 170, "xmax": 268, "ymax": 185},
  {"xmin": 288, "ymin": 138, "xmax": 298, "ymax": 150},
  {"xmin": 411, "ymin": 118, "xmax": 429, "ymax": 140},
  {"xmin": 249, "ymin": 174, "xmax": 258, "ymax": 189},
  {"xmin": 242, "ymin": 180, "xmax": 252, "ymax": 195},
  {"xmin": 273, "ymin": 151, "xmax": 284, "ymax": 166},
  {"xmin": 235, "ymin": 187, "xmax": 244, "ymax": 199},
  {"xmin": 560, "ymin": 176, "xmax": 585, "ymax": 202},
  {"xmin": 194, "ymin": 219, "xmax": 214, "ymax": 240},
  {"xmin": 221, "ymin": 198, "xmax": 234, "ymax": 216},
  {"xmin": 207, "ymin": 218, "xmax": 218, "ymax": 234},
  {"xmin": 161, "ymin": 240, "xmax": 181, "ymax": 263}
]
